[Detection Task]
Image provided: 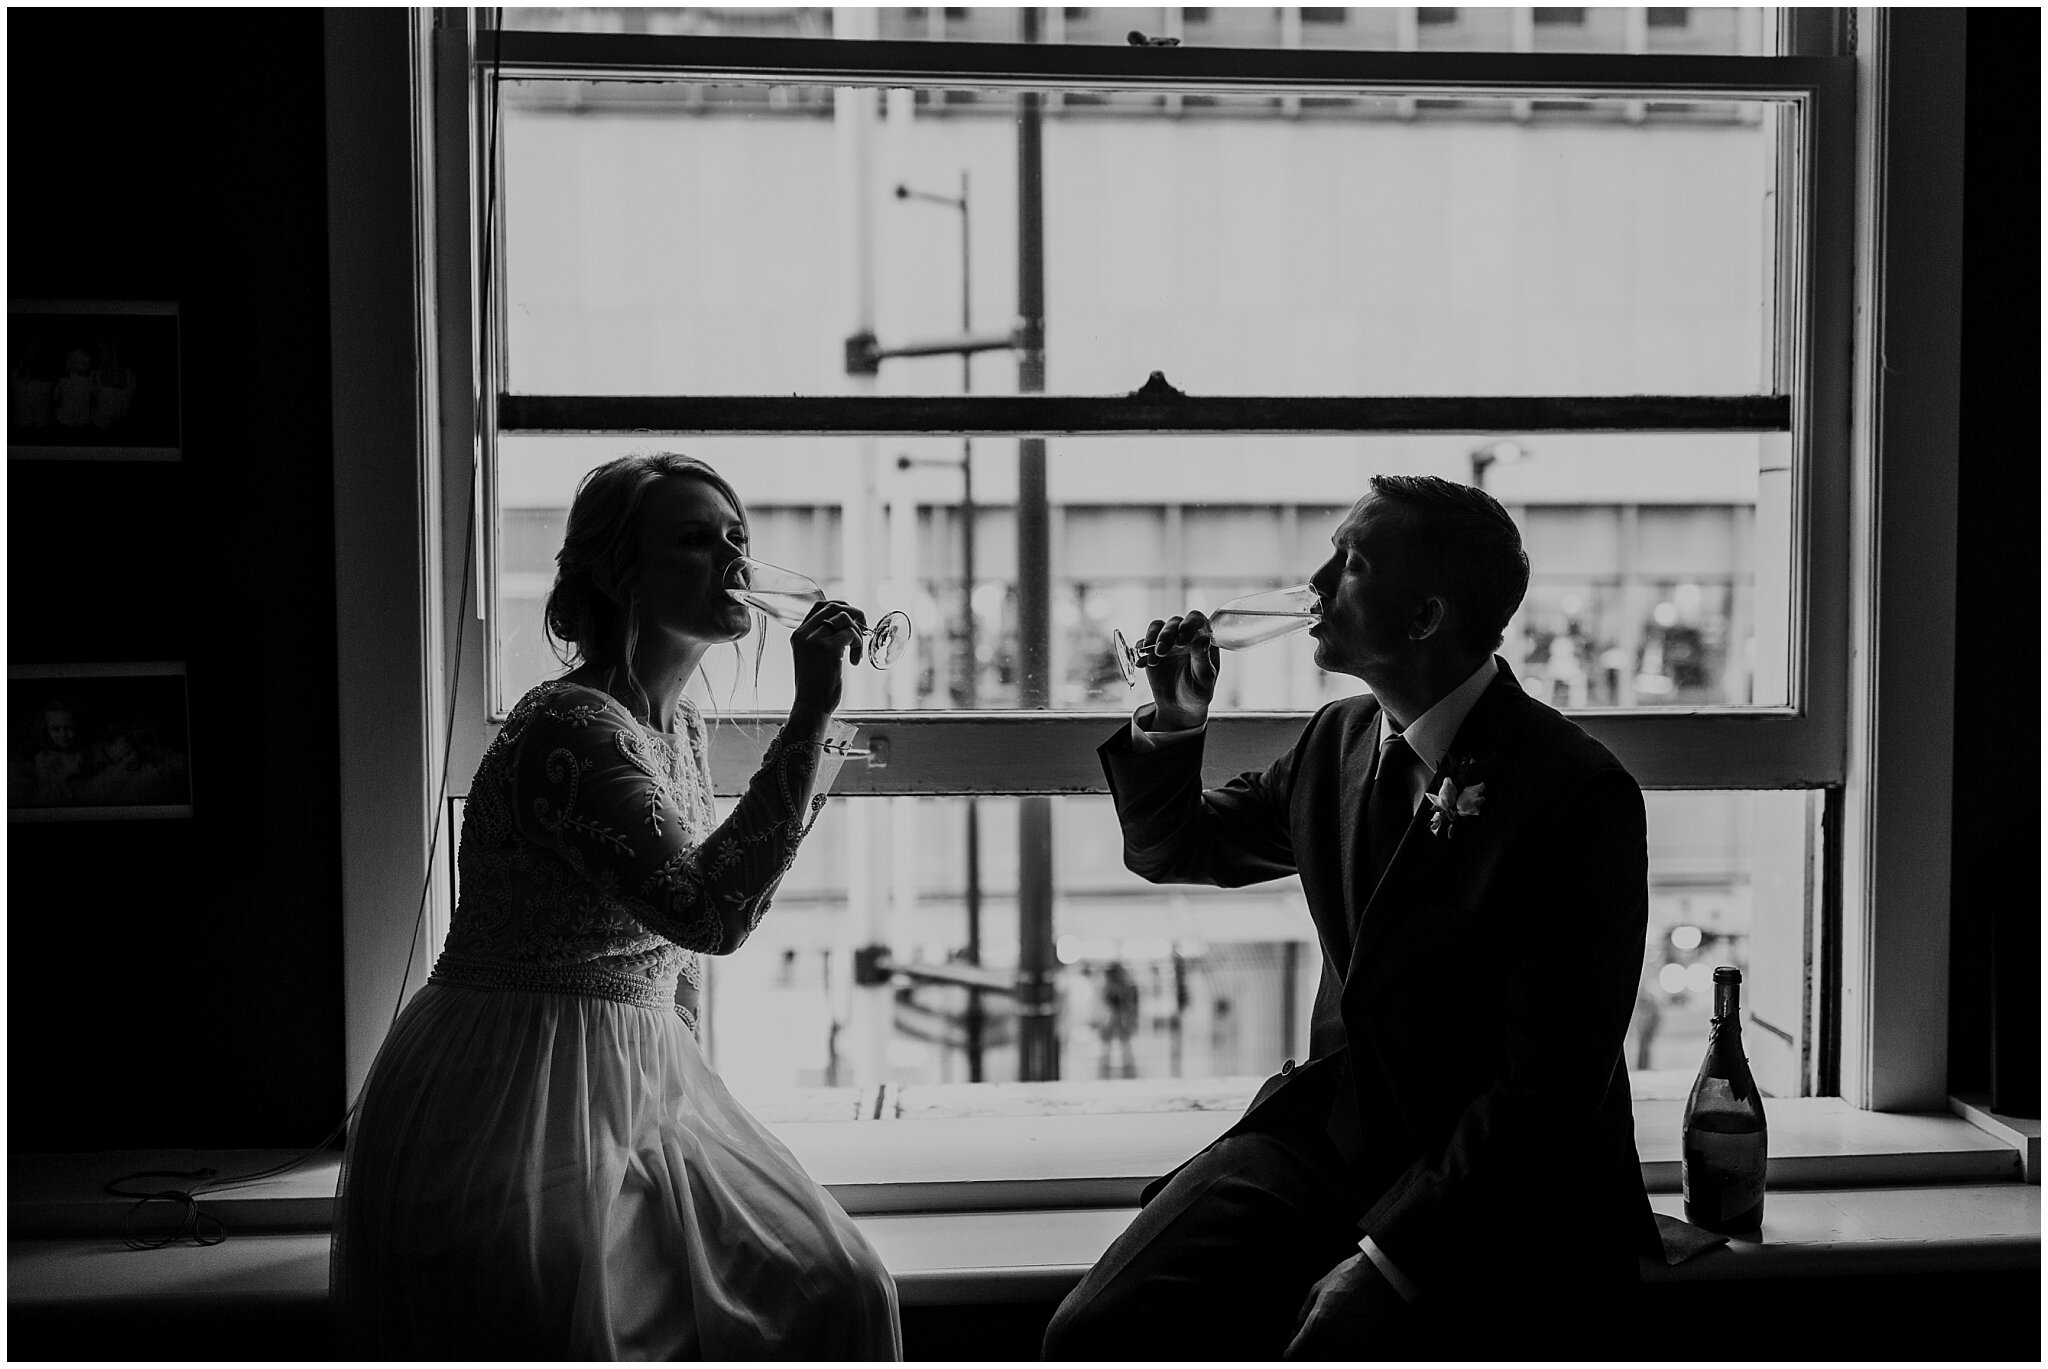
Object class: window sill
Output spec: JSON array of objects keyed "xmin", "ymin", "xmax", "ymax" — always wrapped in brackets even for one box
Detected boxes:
[
  {"xmin": 9, "ymin": 1100, "xmax": 2036, "ymax": 1321},
  {"xmin": 9, "ymin": 1187, "xmax": 2038, "ymax": 1317},
  {"xmin": 850, "ymin": 1184, "xmax": 2044, "ymax": 1305},
  {"xmin": 782, "ymin": 1095, "xmax": 2024, "ymax": 1213},
  {"xmin": 8, "ymin": 1095, "xmax": 2026, "ymax": 1238}
]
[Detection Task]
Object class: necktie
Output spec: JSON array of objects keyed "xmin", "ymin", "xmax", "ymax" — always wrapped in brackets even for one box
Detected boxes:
[{"xmin": 1363, "ymin": 729, "xmax": 1420, "ymax": 902}]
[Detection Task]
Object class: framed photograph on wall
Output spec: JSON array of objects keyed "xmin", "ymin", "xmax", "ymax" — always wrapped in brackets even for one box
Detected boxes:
[
  {"xmin": 9, "ymin": 662, "xmax": 194, "ymax": 820},
  {"xmin": 8, "ymin": 300, "xmax": 182, "ymax": 461}
]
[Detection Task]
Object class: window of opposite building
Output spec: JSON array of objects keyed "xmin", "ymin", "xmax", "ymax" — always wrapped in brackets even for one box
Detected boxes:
[
  {"xmin": 438, "ymin": 10, "xmax": 1851, "ymax": 1110},
  {"xmin": 504, "ymin": 7, "xmax": 1772, "ymax": 55}
]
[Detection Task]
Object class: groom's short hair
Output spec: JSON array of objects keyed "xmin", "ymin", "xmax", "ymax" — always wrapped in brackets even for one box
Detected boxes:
[{"xmin": 1368, "ymin": 473, "xmax": 1531, "ymax": 655}]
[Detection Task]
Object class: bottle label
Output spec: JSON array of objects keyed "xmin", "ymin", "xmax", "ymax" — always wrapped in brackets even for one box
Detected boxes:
[{"xmin": 1683, "ymin": 1129, "xmax": 1766, "ymax": 1223}]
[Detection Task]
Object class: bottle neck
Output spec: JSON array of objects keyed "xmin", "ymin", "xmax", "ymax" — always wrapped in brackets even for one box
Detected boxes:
[{"xmin": 1713, "ymin": 977, "xmax": 1742, "ymax": 1023}]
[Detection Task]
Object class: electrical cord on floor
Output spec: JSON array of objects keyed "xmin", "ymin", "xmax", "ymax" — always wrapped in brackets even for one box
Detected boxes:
[
  {"xmin": 102, "ymin": 1171, "xmax": 226, "ymax": 1251},
  {"xmin": 101, "ymin": 1110, "xmax": 356, "ymax": 1249}
]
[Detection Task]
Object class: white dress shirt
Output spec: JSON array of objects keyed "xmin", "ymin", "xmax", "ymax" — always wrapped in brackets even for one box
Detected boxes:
[
  {"xmin": 1129, "ymin": 656, "xmax": 1500, "ymax": 1302},
  {"xmin": 1370, "ymin": 655, "xmax": 1499, "ymax": 813}
]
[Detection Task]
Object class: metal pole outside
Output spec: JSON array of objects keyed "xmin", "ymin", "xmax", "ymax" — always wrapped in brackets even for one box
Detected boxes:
[{"xmin": 1015, "ymin": 6, "xmax": 1058, "ymax": 1082}]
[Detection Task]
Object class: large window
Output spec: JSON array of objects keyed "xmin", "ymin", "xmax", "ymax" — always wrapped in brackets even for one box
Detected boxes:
[{"xmin": 439, "ymin": 8, "xmax": 1852, "ymax": 1110}]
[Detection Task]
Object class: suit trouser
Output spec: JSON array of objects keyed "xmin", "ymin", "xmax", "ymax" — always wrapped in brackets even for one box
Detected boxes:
[
  {"xmin": 1042, "ymin": 1124, "xmax": 1641, "ymax": 1362},
  {"xmin": 1043, "ymin": 1127, "xmax": 1373, "ymax": 1361}
]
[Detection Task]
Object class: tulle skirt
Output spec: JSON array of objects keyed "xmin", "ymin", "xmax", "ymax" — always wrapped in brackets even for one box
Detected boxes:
[{"xmin": 332, "ymin": 983, "xmax": 902, "ymax": 1361}]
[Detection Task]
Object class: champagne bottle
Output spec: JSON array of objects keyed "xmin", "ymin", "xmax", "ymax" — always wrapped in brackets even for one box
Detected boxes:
[{"xmin": 1681, "ymin": 966, "xmax": 1768, "ymax": 1234}]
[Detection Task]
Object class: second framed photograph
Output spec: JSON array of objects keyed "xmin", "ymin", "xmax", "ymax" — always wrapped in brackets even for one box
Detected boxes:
[
  {"xmin": 9, "ymin": 662, "xmax": 194, "ymax": 820},
  {"xmin": 8, "ymin": 299, "xmax": 182, "ymax": 461}
]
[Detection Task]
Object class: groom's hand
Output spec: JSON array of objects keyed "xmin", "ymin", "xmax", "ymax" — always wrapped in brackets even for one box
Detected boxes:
[
  {"xmin": 1284, "ymin": 1250, "xmax": 1411, "ymax": 1360},
  {"xmin": 1139, "ymin": 611, "xmax": 1220, "ymax": 730}
]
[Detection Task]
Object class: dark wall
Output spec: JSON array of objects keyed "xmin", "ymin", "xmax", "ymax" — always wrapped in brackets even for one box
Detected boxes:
[
  {"xmin": 7, "ymin": 9, "xmax": 344, "ymax": 1148},
  {"xmin": 2, "ymin": 10, "xmax": 2028, "ymax": 1151},
  {"xmin": 1949, "ymin": 7, "xmax": 2040, "ymax": 1117},
  {"xmin": 7, "ymin": 1270, "xmax": 2041, "ymax": 1362}
]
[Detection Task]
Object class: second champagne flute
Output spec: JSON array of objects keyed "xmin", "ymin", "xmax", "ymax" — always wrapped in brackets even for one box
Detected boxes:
[
  {"xmin": 724, "ymin": 556, "xmax": 913, "ymax": 670},
  {"xmin": 1112, "ymin": 584, "xmax": 1321, "ymax": 688}
]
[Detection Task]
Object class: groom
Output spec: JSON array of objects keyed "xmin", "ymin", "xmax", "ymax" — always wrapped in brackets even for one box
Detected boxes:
[{"xmin": 1044, "ymin": 475, "xmax": 1660, "ymax": 1361}]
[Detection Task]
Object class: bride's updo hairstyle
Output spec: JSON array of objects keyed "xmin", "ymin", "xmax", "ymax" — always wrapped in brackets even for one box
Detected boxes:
[{"xmin": 544, "ymin": 453, "xmax": 752, "ymax": 712}]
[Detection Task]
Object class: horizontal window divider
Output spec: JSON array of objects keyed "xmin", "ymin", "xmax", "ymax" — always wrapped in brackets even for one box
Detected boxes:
[
  {"xmin": 482, "ymin": 31, "xmax": 1846, "ymax": 102},
  {"xmin": 499, "ymin": 393, "xmax": 1791, "ymax": 437},
  {"xmin": 691, "ymin": 709, "xmax": 1841, "ymax": 796}
]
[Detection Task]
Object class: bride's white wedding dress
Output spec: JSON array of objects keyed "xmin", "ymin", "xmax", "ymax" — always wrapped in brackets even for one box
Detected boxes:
[{"xmin": 332, "ymin": 680, "xmax": 901, "ymax": 1360}]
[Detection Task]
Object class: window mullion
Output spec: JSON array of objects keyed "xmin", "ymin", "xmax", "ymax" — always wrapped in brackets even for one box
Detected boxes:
[
  {"xmin": 482, "ymin": 28, "xmax": 1840, "ymax": 104},
  {"xmin": 496, "ymin": 393, "xmax": 1792, "ymax": 436}
]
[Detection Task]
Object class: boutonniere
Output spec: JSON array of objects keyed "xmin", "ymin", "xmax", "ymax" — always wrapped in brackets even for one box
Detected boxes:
[{"xmin": 1425, "ymin": 757, "xmax": 1489, "ymax": 839}]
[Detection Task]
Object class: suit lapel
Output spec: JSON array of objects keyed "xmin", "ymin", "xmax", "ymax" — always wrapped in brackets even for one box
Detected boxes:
[{"xmin": 1343, "ymin": 660, "xmax": 1526, "ymax": 998}]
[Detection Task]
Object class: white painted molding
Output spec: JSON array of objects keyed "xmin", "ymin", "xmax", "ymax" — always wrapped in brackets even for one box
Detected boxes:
[
  {"xmin": 1839, "ymin": 8, "xmax": 1965, "ymax": 1111},
  {"xmin": 326, "ymin": 8, "xmax": 442, "ymax": 1109}
]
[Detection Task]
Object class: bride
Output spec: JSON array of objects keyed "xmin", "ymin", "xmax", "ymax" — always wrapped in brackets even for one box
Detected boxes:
[{"xmin": 332, "ymin": 453, "xmax": 902, "ymax": 1360}]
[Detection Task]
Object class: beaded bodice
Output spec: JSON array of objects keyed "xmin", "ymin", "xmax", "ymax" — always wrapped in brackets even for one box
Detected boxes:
[{"xmin": 430, "ymin": 680, "xmax": 835, "ymax": 1031}]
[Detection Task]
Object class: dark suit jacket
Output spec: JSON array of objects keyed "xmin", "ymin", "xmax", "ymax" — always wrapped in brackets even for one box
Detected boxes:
[{"xmin": 1099, "ymin": 658, "xmax": 1660, "ymax": 1300}]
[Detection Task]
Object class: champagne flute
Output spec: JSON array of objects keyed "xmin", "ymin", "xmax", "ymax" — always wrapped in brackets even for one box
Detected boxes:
[
  {"xmin": 725, "ymin": 556, "xmax": 914, "ymax": 670},
  {"xmin": 1112, "ymin": 584, "xmax": 1321, "ymax": 688}
]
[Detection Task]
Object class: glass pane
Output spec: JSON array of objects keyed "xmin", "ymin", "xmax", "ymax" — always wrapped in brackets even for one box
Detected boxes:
[
  {"xmin": 696, "ymin": 788, "xmax": 1805, "ymax": 1111},
  {"xmin": 500, "ymin": 76, "xmax": 1788, "ymax": 397},
  {"xmin": 1630, "ymin": 789, "xmax": 1810, "ymax": 1099},
  {"xmin": 494, "ymin": 432, "xmax": 1791, "ymax": 715},
  {"xmin": 503, "ymin": 7, "xmax": 1780, "ymax": 57}
]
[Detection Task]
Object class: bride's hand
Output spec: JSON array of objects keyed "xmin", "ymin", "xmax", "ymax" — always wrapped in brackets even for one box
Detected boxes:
[{"xmin": 790, "ymin": 599, "xmax": 868, "ymax": 715}]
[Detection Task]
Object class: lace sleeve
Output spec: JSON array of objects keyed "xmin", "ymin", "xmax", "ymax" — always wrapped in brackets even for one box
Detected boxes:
[{"xmin": 509, "ymin": 694, "xmax": 853, "ymax": 955}]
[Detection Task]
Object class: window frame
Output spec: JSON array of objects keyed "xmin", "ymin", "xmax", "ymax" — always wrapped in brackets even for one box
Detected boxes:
[
  {"xmin": 470, "ymin": 30, "xmax": 1854, "ymax": 805},
  {"xmin": 327, "ymin": 8, "xmax": 1960, "ymax": 1120}
]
